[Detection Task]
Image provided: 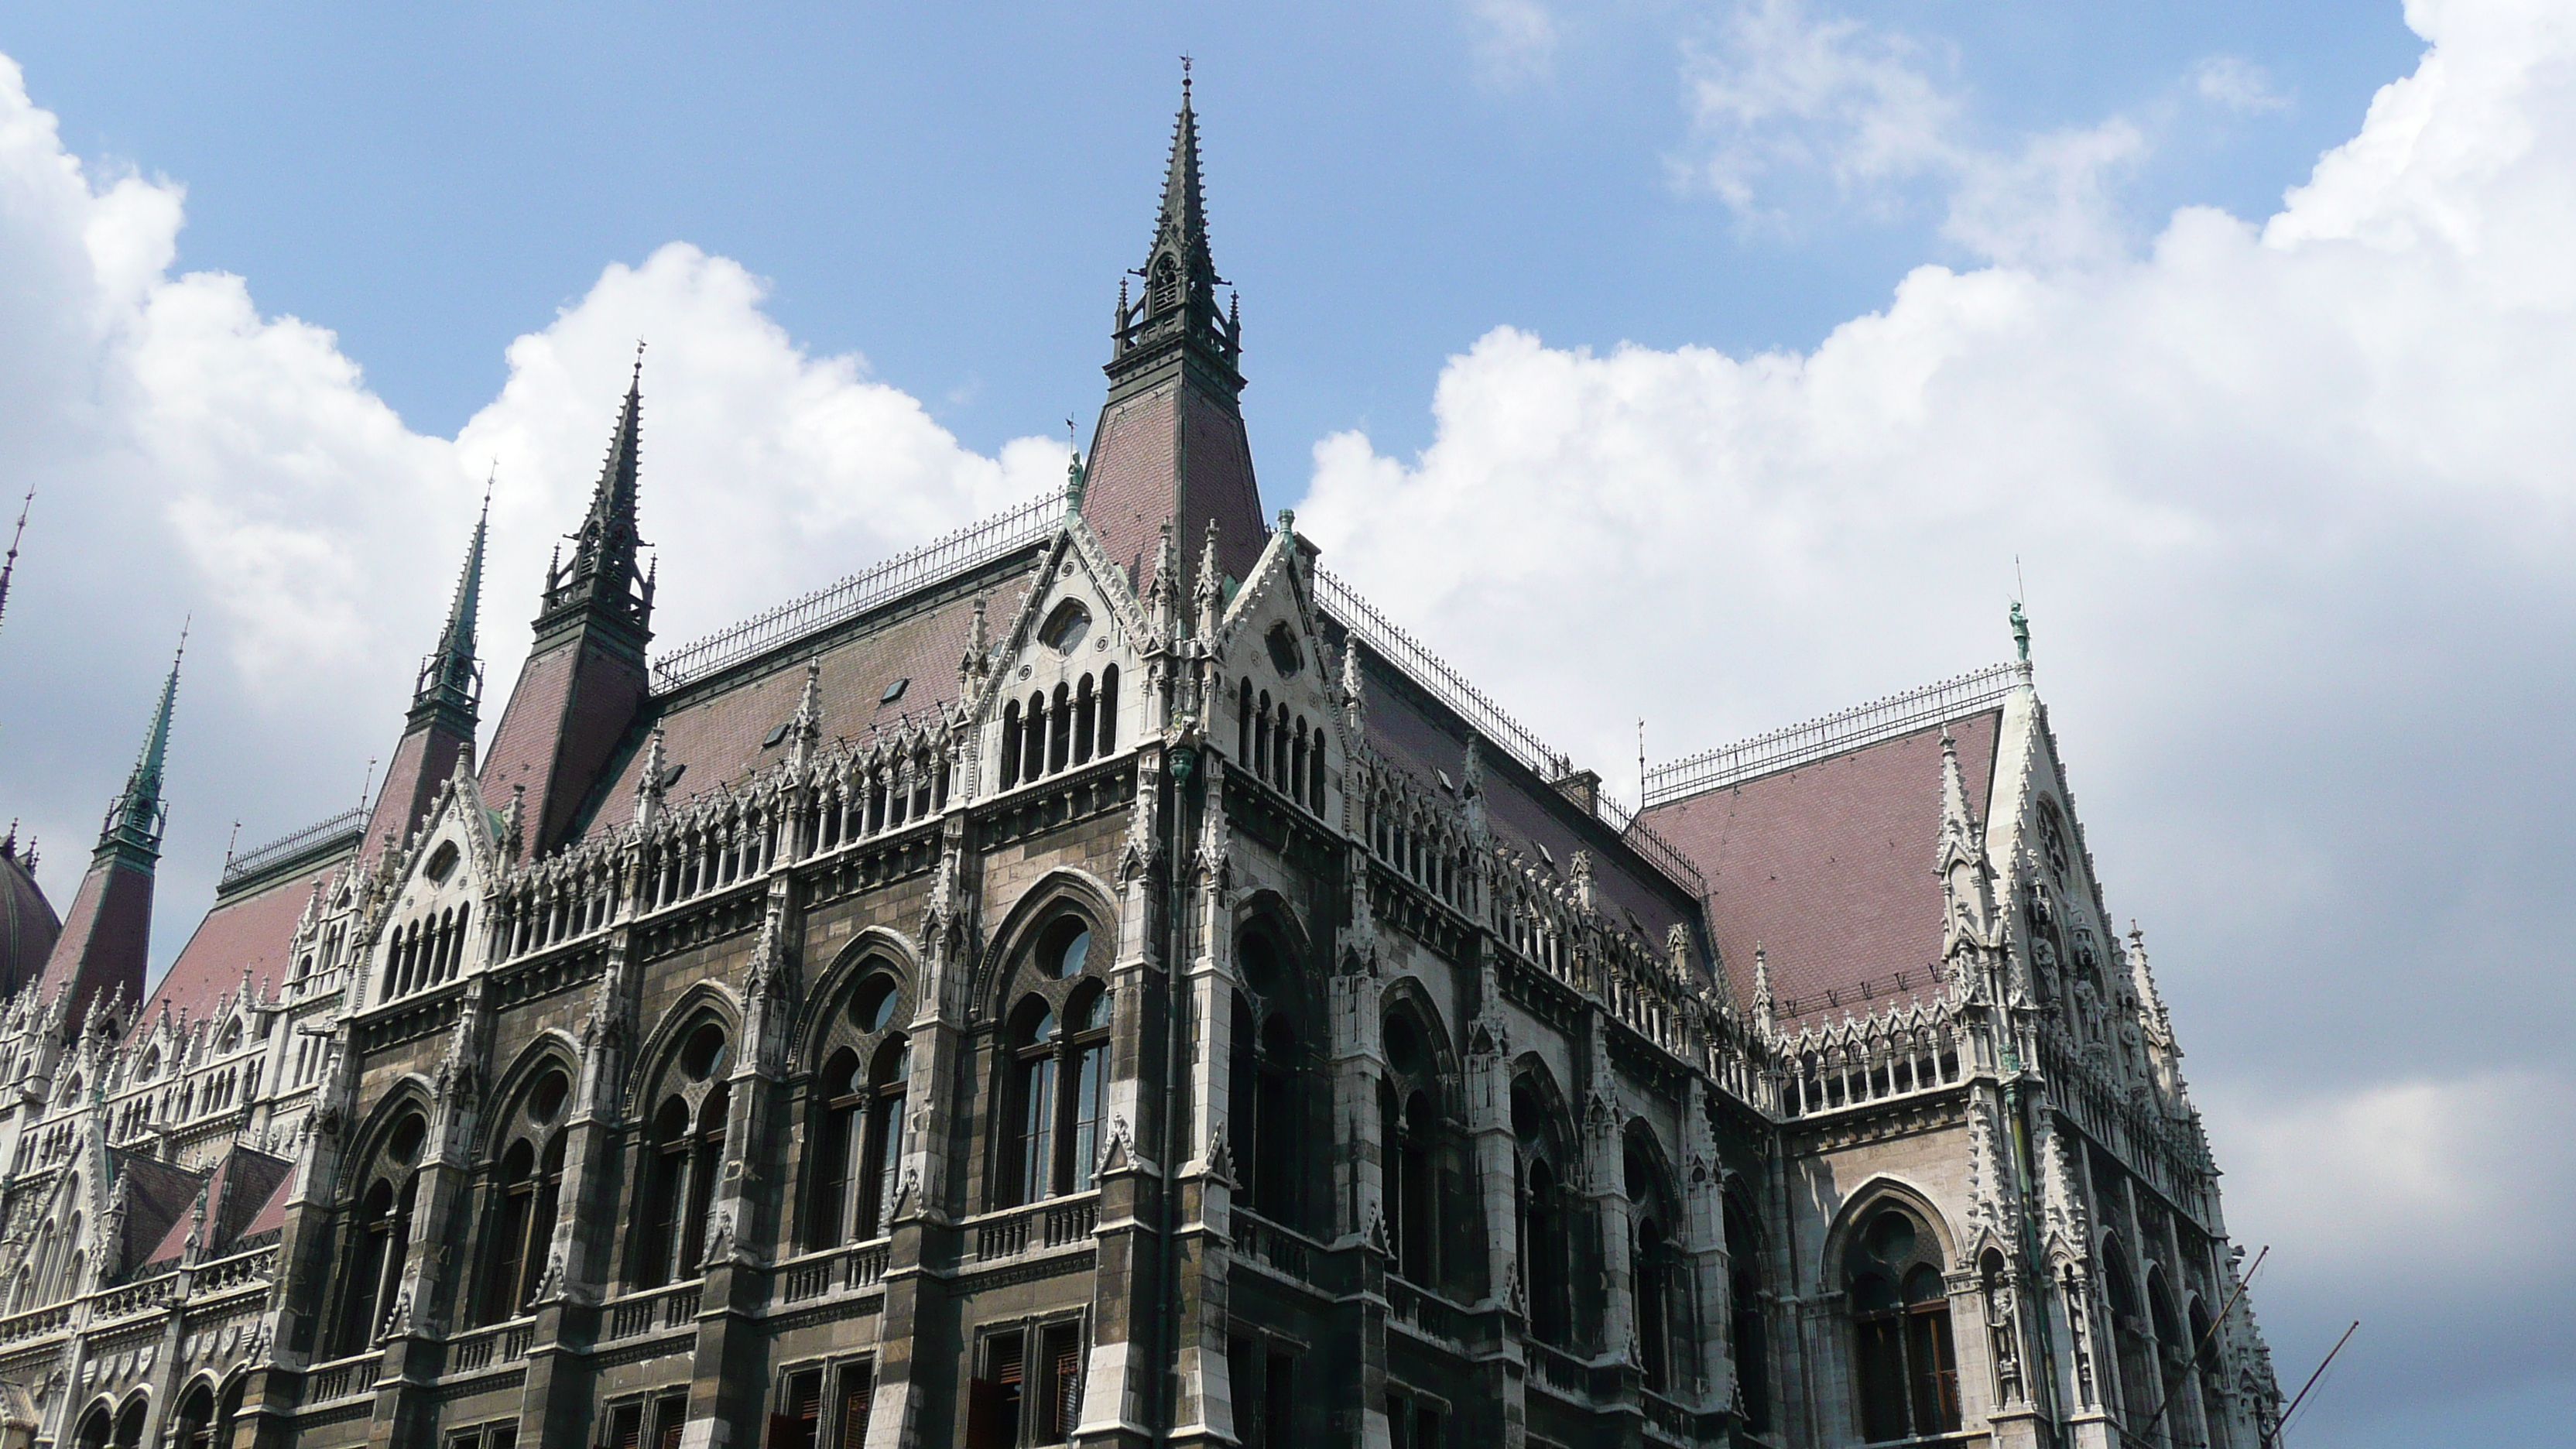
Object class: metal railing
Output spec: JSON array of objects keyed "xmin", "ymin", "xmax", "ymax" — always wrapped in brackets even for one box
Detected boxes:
[
  {"xmin": 1317, "ymin": 570, "xmax": 1708, "ymax": 896},
  {"xmin": 1314, "ymin": 569, "xmax": 1569, "ymax": 783},
  {"xmin": 221, "ymin": 807, "xmax": 366, "ymax": 889},
  {"xmin": 1643, "ymin": 662, "xmax": 2025, "ymax": 807},
  {"xmin": 651, "ymin": 486, "xmax": 1068, "ymax": 690}
]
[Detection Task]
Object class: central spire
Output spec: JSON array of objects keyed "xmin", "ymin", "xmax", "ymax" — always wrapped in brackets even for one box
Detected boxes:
[
  {"xmin": 1081, "ymin": 74, "xmax": 1267, "ymax": 610},
  {"xmin": 1109, "ymin": 70, "xmax": 1242, "ymax": 392}
]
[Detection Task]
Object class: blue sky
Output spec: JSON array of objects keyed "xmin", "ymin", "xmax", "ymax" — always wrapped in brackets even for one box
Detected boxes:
[
  {"xmin": 2, "ymin": 2, "xmax": 2416, "ymax": 473},
  {"xmin": 0, "ymin": 2, "xmax": 2563, "ymax": 1443}
]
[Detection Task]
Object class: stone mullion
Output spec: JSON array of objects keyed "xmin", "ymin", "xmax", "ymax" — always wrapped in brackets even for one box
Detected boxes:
[{"xmin": 1074, "ymin": 743, "xmax": 1172, "ymax": 1449}]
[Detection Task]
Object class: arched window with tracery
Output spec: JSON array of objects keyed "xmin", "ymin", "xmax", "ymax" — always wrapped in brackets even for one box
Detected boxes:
[
  {"xmin": 1379, "ymin": 1008, "xmax": 1455, "ymax": 1292},
  {"xmin": 475, "ymin": 1064, "xmax": 570, "ymax": 1324},
  {"xmin": 994, "ymin": 913, "xmax": 1112, "ymax": 1209},
  {"xmin": 1511, "ymin": 1077, "xmax": 1573, "ymax": 1348},
  {"xmin": 330, "ymin": 1111, "xmax": 426, "ymax": 1355},
  {"xmin": 1844, "ymin": 1202, "xmax": 1959, "ymax": 1441},
  {"xmin": 631, "ymin": 1022, "xmax": 731, "ymax": 1288},
  {"xmin": 1625, "ymin": 1129, "xmax": 1695, "ymax": 1396},
  {"xmin": 1727, "ymin": 1190, "xmax": 1773, "ymax": 1433},
  {"xmin": 810, "ymin": 966, "xmax": 913, "ymax": 1247}
]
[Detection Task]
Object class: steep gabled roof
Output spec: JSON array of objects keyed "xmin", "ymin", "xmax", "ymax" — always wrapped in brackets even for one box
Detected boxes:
[
  {"xmin": 144, "ymin": 851, "xmax": 346, "ymax": 1027},
  {"xmin": 579, "ymin": 571, "xmax": 1003, "ymax": 840},
  {"xmin": 1643, "ymin": 711, "xmax": 2001, "ymax": 1026}
]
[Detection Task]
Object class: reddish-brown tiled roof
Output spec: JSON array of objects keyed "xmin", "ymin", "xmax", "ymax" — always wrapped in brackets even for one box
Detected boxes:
[
  {"xmin": 238, "ymin": 1164, "xmax": 293, "ymax": 1240},
  {"xmin": 111, "ymin": 1149, "xmax": 207, "ymax": 1276},
  {"xmin": 37, "ymin": 858, "xmax": 151, "ymax": 1022},
  {"xmin": 1640, "ymin": 712, "xmax": 1999, "ymax": 1026},
  {"xmin": 361, "ymin": 721, "xmax": 472, "ymax": 868},
  {"xmin": 144, "ymin": 857, "xmax": 343, "ymax": 1028},
  {"xmin": 1362, "ymin": 659, "xmax": 1697, "ymax": 957},
  {"xmin": 1080, "ymin": 381, "xmax": 1267, "ymax": 604},
  {"xmin": 139, "ymin": 1145, "xmax": 293, "ymax": 1266},
  {"xmin": 0, "ymin": 848, "xmax": 58, "ymax": 999},
  {"xmin": 582, "ymin": 588, "xmax": 988, "ymax": 838}
]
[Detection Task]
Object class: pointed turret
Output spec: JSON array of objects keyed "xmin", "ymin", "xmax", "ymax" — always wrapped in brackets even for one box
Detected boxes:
[
  {"xmin": 39, "ymin": 631, "xmax": 186, "ymax": 1027},
  {"xmin": 1081, "ymin": 72, "xmax": 1267, "ymax": 609},
  {"xmin": 362, "ymin": 505, "xmax": 491, "ymax": 866},
  {"xmin": 479, "ymin": 362, "xmax": 660, "ymax": 862}
]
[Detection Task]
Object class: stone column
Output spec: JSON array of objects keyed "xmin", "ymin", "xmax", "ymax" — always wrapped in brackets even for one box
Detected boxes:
[
  {"xmin": 1463, "ymin": 961, "xmax": 1527, "ymax": 1449},
  {"xmin": 1075, "ymin": 745, "xmax": 1176, "ymax": 1449},
  {"xmin": 1166, "ymin": 769, "xmax": 1238, "ymax": 1449},
  {"xmin": 1325, "ymin": 846, "xmax": 1391, "ymax": 1449},
  {"xmin": 1678, "ymin": 1077, "xmax": 1728, "ymax": 1412}
]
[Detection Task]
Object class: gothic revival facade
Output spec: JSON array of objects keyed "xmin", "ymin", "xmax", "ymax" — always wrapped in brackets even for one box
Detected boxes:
[{"xmin": 0, "ymin": 87, "xmax": 2282, "ymax": 1449}]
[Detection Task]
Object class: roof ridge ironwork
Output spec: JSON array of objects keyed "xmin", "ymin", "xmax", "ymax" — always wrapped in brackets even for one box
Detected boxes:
[
  {"xmin": 1643, "ymin": 661, "xmax": 2027, "ymax": 807},
  {"xmin": 650, "ymin": 485, "xmax": 1067, "ymax": 691}
]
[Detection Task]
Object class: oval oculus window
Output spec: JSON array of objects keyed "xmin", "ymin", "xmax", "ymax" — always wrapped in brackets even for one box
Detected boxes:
[
  {"xmin": 1266, "ymin": 622, "xmax": 1303, "ymax": 677},
  {"xmin": 1040, "ymin": 599, "xmax": 1092, "ymax": 654}
]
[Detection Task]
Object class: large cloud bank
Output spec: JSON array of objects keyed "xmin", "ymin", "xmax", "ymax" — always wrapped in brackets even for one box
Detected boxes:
[
  {"xmin": 0, "ymin": 0, "xmax": 2567, "ymax": 1435},
  {"xmin": 1306, "ymin": 0, "xmax": 2574, "ymax": 1436},
  {"xmin": 0, "ymin": 48, "xmax": 1059, "ymax": 949}
]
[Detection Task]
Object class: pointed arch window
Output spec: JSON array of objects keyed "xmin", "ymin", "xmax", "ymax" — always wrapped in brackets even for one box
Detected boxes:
[
  {"xmin": 332, "ymin": 1112, "xmax": 425, "ymax": 1355},
  {"xmin": 1845, "ymin": 1204, "xmax": 1959, "ymax": 1441},
  {"xmin": 1512, "ymin": 1080, "xmax": 1572, "ymax": 1348},
  {"xmin": 476, "ymin": 1067, "xmax": 569, "ymax": 1324},
  {"xmin": 998, "ymin": 947, "xmax": 1112, "ymax": 1209},
  {"xmin": 632, "ymin": 1024, "xmax": 731, "ymax": 1288}
]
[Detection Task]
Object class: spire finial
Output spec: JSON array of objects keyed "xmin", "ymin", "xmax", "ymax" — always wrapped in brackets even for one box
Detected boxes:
[
  {"xmin": 416, "ymin": 492, "xmax": 489, "ymax": 721},
  {"xmin": 0, "ymin": 486, "xmax": 29, "ymax": 635},
  {"xmin": 101, "ymin": 622, "xmax": 187, "ymax": 862},
  {"xmin": 545, "ymin": 365, "xmax": 652, "ymax": 639}
]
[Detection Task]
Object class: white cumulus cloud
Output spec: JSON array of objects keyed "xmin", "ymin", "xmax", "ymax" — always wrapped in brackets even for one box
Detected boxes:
[
  {"xmin": 0, "ymin": 53, "xmax": 1057, "ymax": 951},
  {"xmin": 1308, "ymin": 0, "xmax": 2576, "ymax": 1429}
]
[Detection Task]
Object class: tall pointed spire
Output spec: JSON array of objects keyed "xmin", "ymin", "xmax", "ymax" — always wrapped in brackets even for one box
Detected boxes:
[
  {"xmin": 481, "ymin": 357, "xmax": 659, "ymax": 862},
  {"xmin": 0, "ymin": 488, "xmax": 29, "ymax": 637},
  {"xmin": 39, "ymin": 628, "xmax": 183, "ymax": 1024},
  {"xmin": 540, "ymin": 349, "xmax": 652, "ymax": 646},
  {"xmin": 102, "ymin": 626, "xmax": 187, "ymax": 868},
  {"xmin": 413, "ymin": 491, "xmax": 488, "ymax": 730},
  {"xmin": 1084, "ymin": 71, "xmax": 1266, "ymax": 614},
  {"xmin": 1108, "ymin": 67, "xmax": 1241, "ymax": 385}
]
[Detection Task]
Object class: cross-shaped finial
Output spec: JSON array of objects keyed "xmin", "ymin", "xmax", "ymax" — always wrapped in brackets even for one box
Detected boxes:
[
  {"xmin": 632, "ymin": 337, "xmax": 646, "ymax": 383},
  {"xmin": 1181, "ymin": 53, "xmax": 1193, "ymax": 97}
]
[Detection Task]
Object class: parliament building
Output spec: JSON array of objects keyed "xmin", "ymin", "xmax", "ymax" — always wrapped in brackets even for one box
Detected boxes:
[{"xmin": 0, "ymin": 84, "xmax": 2281, "ymax": 1449}]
